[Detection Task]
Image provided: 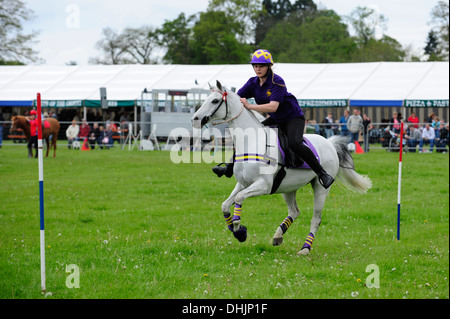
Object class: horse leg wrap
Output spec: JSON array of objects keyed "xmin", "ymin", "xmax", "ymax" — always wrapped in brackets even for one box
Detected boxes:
[
  {"xmin": 280, "ymin": 216, "xmax": 293, "ymax": 234},
  {"xmin": 223, "ymin": 213, "xmax": 233, "ymax": 232},
  {"xmin": 301, "ymin": 233, "xmax": 315, "ymax": 250},
  {"xmin": 232, "ymin": 204, "xmax": 241, "ymax": 222}
]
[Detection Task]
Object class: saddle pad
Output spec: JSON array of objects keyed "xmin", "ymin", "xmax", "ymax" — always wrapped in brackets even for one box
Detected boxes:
[
  {"xmin": 277, "ymin": 136, "xmax": 320, "ymax": 169},
  {"xmin": 43, "ymin": 120, "xmax": 51, "ymax": 129}
]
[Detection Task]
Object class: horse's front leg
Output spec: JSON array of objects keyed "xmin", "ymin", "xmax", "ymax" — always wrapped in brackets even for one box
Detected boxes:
[
  {"xmin": 229, "ymin": 178, "xmax": 271, "ymax": 242},
  {"xmin": 222, "ymin": 182, "xmax": 244, "ymax": 231}
]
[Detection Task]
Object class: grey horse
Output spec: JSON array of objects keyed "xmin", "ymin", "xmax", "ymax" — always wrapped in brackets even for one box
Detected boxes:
[{"xmin": 192, "ymin": 81, "xmax": 372, "ymax": 255}]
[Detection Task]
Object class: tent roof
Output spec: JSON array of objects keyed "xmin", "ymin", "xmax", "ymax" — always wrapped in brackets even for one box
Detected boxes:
[{"xmin": 0, "ymin": 62, "xmax": 448, "ymax": 106}]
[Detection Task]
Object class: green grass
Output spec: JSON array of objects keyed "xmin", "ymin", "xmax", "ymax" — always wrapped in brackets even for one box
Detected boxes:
[{"xmin": 0, "ymin": 142, "xmax": 448, "ymax": 299}]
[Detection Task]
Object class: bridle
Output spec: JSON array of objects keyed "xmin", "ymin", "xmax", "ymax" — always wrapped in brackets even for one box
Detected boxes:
[
  {"xmin": 209, "ymin": 90, "xmax": 229, "ymax": 120},
  {"xmin": 208, "ymin": 89, "xmax": 244, "ymax": 126}
]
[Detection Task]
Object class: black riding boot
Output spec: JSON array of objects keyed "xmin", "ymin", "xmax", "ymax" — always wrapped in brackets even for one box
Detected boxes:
[
  {"xmin": 294, "ymin": 141, "xmax": 335, "ymax": 189},
  {"xmin": 212, "ymin": 162, "xmax": 234, "ymax": 178},
  {"xmin": 317, "ymin": 169, "xmax": 334, "ymax": 189}
]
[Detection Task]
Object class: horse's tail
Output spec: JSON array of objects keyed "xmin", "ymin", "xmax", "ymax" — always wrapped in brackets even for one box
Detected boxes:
[{"xmin": 329, "ymin": 135, "xmax": 372, "ymax": 193}]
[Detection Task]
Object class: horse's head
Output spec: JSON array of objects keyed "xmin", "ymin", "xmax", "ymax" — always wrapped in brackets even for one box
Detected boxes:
[
  {"xmin": 192, "ymin": 80, "xmax": 239, "ymax": 129},
  {"xmin": 10, "ymin": 116, "xmax": 20, "ymax": 131}
]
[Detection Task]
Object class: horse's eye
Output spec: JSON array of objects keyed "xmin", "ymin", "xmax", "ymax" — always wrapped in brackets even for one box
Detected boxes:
[{"xmin": 211, "ymin": 99, "xmax": 220, "ymax": 104}]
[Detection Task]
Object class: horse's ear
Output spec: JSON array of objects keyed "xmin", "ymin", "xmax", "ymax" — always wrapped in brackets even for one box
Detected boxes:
[
  {"xmin": 208, "ymin": 82, "xmax": 213, "ymax": 90},
  {"xmin": 216, "ymin": 80, "xmax": 223, "ymax": 92}
]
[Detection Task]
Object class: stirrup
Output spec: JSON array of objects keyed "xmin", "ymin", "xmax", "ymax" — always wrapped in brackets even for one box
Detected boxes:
[
  {"xmin": 319, "ymin": 173, "xmax": 334, "ymax": 189},
  {"xmin": 212, "ymin": 162, "xmax": 233, "ymax": 178}
]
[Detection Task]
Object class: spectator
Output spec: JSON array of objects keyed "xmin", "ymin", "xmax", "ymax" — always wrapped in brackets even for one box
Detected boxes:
[
  {"xmin": 108, "ymin": 119, "xmax": 119, "ymax": 144},
  {"xmin": 323, "ymin": 112, "xmax": 334, "ymax": 138},
  {"xmin": 432, "ymin": 116, "xmax": 441, "ymax": 138},
  {"xmin": 362, "ymin": 114, "xmax": 373, "ymax": 152},
  {"xmin": 66, "ymin": 119, "xmax": 80, "ymax": 149},
  {"xmin": 391, "ymin": 112, "xmax": 401, "ymax": 134},
  {"xmin": 88, "ymin": 122, "xmax": 102, "ymax": 150},
  {"xmin": 307, "ymin": 119, "xmax": 321, "ymax": 135},
  {"xmin": 407, "ymin": 112, "xmax": 420, "ymax": 128},
  {"xmin": 404, "ymin": 124, "xmax": 422, "ymax": 152},
  {"xmin": 339, "ymin": 109, "xmax": 350, "ymax": 137},
  {"xmin": 419, "ymin": 123, "xmax": 435, "ymax": 153},
  {"xmin": 78, "ymin": 118, "xmax": 91, "ymax": 141},
  {"xmin": 436, "ymin": 123, "xmax": 448, "ymax": 153},
  {"xmin": 425, "ymin": 113, "xmax": 435, "ymax": 124},
  {"xmin": 109, "ymin": 119, "xmax": 117, "ymax": 131},
  {"xmin": 50, "ymin": 111, "xmax": 58, "ymax": 120},
  {"xmin": 347, "ymin": 109, "xmax": 363, "ymax": 144},
  {"xmin": 102, "ymin": 124, "xmax": 113, "ymax": 149}
]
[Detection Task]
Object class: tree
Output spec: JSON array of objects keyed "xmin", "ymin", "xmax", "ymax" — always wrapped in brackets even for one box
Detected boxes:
[
  {"xmin": 191, "ymin": 10, "xmax": 252, "ymax": 64},
  {"xmin": 255, "ymin": 0, "xmax": 317, "ymax": 46},
  {"xmin": 122, "ymin": 26, "xmax": 159, "ymax": 64},
  {"xmin": 351, "ymin": 36, "xmax": 405, "ymax": 62},
  {"xmin": 345, "ymin": 6, "xmax": 387, "ymax": 46},
  {"xmin": 424, "ymin": 30, "xmax": 441, "ymax": 61},
  {"xmin": 427, "ymin": 1, "xmax": 449, "ymax": 60},
  {"xmin": 90, "ymin": 26, "xmax": 160, "ymax": 64},
  {"xmin": 89, "ymin": 28, "xmax": 128, "ymax": 64},
  {"xmin": 344, "ymin": 6, "xmax": 407, "ymax": 62},
  {"xmin": 0, "ymin": 0, "xmax": 40, "ymax": 64},
  {"xmin": 260, "ymin": 10, "xmax": 355, "ymax": 63},
  {"xmin": 207, "ymin": 0, "xmax": 261, "ymax": 44},
  {"xmin": 158, "ymin": 13, "xmax": 195, "ymax": 64}
]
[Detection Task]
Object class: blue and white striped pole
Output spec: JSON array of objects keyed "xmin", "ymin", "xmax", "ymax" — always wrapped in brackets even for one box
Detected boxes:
[{"xmin": 37, "ymin": 93, "xmax": 46, "ymax": 292}]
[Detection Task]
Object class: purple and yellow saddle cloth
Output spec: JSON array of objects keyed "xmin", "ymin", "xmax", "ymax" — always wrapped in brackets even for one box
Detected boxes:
[{"xmin": 277, "ymin": 136, "xmax": 320, "ymax": 169}]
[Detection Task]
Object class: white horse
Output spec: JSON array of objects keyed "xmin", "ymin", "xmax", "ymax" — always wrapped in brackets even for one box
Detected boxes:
[{"xmin": 192, "ymin": 81, "xmax": 372, "ymax": 255}]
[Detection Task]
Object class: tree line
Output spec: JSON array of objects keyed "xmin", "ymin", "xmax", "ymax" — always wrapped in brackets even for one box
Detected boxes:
[{"xmin": 1, "ymin": 0, "xmax": 448, "ymax": 65}]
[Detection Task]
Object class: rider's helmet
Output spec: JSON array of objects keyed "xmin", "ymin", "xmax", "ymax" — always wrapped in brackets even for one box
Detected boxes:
[{"xmin": 250, "ymin": 49, "xmax": 274, "ymax": 65}]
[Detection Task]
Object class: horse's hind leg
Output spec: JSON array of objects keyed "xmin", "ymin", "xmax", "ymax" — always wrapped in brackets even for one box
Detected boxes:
[
  {"xmin": 52, "ymin": 135, "xmax": 57, "ymax": 157},
  {"xmin": 45, "ymin": 137, "xmax": 50, "ymax": 157},
  {"xmin": 273, "ymin": 191, "xmax": 299, "ymax": 246},
  {"xmin": 298, "ymin": 179, "xmax": 330, "ymax": 256}
]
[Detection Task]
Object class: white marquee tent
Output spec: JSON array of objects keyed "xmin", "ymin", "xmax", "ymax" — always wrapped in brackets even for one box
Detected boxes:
[{"xmin": 0, "ymin": 62, "xmax": 448, "ymax": 108}]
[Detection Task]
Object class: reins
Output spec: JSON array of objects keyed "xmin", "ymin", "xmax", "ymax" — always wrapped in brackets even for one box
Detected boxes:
[{"xmin": 209, "ymin": 90, "xmax": 244, "ymax": 126}]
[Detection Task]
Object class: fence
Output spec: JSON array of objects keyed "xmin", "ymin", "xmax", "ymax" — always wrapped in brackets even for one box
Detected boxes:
[{"xmin": 1, "ymin": 120, "xmax": 448, "ymax": 153}]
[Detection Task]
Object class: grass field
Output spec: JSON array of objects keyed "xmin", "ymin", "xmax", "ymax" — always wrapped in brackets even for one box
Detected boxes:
[{"xmin": 0, "ymin": 142, "xmax": 448, "ymax": 299}]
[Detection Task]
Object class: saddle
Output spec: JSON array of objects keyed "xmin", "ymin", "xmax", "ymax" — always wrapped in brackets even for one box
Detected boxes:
[
  {"xmin": 277, "ymin": 131, "xmax": 320, "ymax": 169},
  {"xmin": 270, "ymin": 131, "xmax": 320, "ymax": 194}
]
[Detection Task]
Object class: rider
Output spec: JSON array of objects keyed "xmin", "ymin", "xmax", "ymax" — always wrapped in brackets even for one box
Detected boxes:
[
  {"xmin": 212, "ymin": 49, "xmax": 334, "ymax": 189},
  {"xmin": 27, "ymin": 110, "xmax": 39, "ymax": 158}
]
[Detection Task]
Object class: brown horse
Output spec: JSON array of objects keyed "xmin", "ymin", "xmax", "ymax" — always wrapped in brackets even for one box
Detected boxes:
[{"xmin": 11, "ymin": 115, "xmax": 60, "ymax": 158}]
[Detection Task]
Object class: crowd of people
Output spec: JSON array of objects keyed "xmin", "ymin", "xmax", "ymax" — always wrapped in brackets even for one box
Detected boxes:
[
  {"xmin": 66, "ymin": 118, "xmax": 125, "ymax": 150},
  {"xmin": 403, "ymin": 113, "xmax": 449, "ymax": 153},
  {"xmin": 307, "ymin": 109, "xmax": 373, "ymax": 152},
  {"xmin": 307, "ymin": 110, "xmax": 449, "ymax": 153}
]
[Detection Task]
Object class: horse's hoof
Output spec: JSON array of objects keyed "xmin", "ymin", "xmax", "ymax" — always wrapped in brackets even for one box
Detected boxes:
[
  {"xmin": 297, "ymin": 248, "xmax": 310, "ymax": 256},
  {"xmin": 272, "ymin": 237, "xmax": 283, "ymax": 246},
  {"xmin": 233, "ymin": 225, "xmax": 247, "ymax": 242}
]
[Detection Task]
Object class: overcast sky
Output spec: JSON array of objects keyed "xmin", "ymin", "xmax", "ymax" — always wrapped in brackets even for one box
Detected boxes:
[{"xmin": 22, "ymin": 0, "xmax": 442, "ymax": 65}]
